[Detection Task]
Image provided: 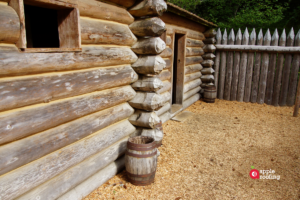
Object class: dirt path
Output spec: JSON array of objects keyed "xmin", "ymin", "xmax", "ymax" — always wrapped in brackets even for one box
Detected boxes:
[{"xmin": 85, "ymin": 99, "xmax": 300, "ymax": 200}]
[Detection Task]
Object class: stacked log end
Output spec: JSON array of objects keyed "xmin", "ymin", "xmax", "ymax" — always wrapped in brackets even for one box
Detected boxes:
[
  {"xmin": 128, "ymin": 0, "xmax": 168, "ymax": 149},
  {"xmin": 201, "ymin": 28, "xmax": 217, "ymax": 93}
]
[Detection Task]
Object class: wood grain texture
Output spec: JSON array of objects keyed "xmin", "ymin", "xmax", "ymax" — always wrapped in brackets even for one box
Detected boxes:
[
  {"xmin": 9, "ymin": 0, "xmax": 26, "ymax": 48},
  {"xmin": 17, "ymin": 139, "xmax": 127, "ymax": 200},
  {"xmin": 0, "ymin": 4, "xmax": 20, "ymax": 44},
  {"xmin": 156, "ymin": 80, "xmax": 171, "ymax": 94},
  {"xmin": 154, "ymin": 102, "xmax": 170, "ymax": 116},
  {"xmin": 218, "ymin": 29, "xmax": 227, "ymax": 99},
  {"xmin": 204, "ymin": 29, "xmax": 217, "ymax": 38},
  {"xmin": 0, "ymin": 120, "xmax": 135, "ymax": 200},
  {"xmin": 129, "ymin": 17, "xmax": 165, "ymax": 37},
  {"xmin": 202, "ymin": 60, "xmax": 214, "ymax": 68},
  {"xmin": 164, "ymin": 58, "xmax": 171, "ymax": 69},
  {"xmin": 131, "ymin": 76, "xmax": 163, "ymax": 92},
  {"xmin": 132, "ymin": 55, "xmax": 166, "ymax": 75},
  {"xmin": 0, "ymin": 46, "xmax": 138, "ymax": 77},
  {"xmin": 202, "ymin": 53, "xmax": 216, "ymax": 60},
  {"xmin": 183, "ymin": 79, "xmax": 201, "ymax": 93},
  {"xmin": 214, "ymin": 28, "xmax": 222, "ymax": 92},
  {"xmin": 166, "ymin": 24, "xmax": 205, "ymax": 40},
  {"xmin": 201, "ymin": 68, "xmax": 214, "ymax": 75},
  {"xmin": 185, "ymin": 56, "xmax": 203, "ymax": 66},
  {"xmin": 183, "ymin": 86, "xmax": 201, "ymax": 101},
  {"xmin": 160, "ymin": 47, "xmax": 172, "ymax": 58},
  {"xmin": 184, "ymin": 72, "xmax": 201, "ymax": 83},
  {"xmin": 159, "ymin": 111, "xmax": 171, "ymax": 123},
  {"xmin": 186, "ymin": 38, "xmax": 204, "ymax": 47},
  {"xmin": 203, "ymin": 38, "xmax": 216, "ymax": 44},
  {"xmin": 203, "ymin": 44, "xmax": 216, "ymax": 53},
  {"xmin": 78, "ymin": 0, "xmax": 134, "ymax": 24},
  {"xmin": 166, "ymin": 36, "xmax": 172, "ymax": 46},
  {"xmin": 129, "ymin": 0, "xmax": 167, "ymax": 17},
  {"xmin": 231, "ymin": 29, "xmax": 242, "ymax": 101},
  {"xmin": 129, "ymin": 92, "xmax": 165, "ymax": 111},
  {"xmin": 80, "ymin": 17, "xmax": 137, "ymax": 46},
  {"xmin": 0, "ymin": 85, "xmax": 136, "ymax": 145},
  {"xmin": 214, "ymin": 45, "xmax": 300, "ymax": 53},
  {"xmin": 185, "ymin": 64, "xmax": 203, "ymax": 74},
  {"xmin": 201, "ymin": 75, "xmax": 214, "ymax": 83},
  {"xmin": 101, "ymin": 0, "xmax": 136, "ymax": 8},
  {"xmin": 0, "ymin": 65, "xmax": 137, "ymax": 112},
  {"xmin": 129, "ymin": 110, "xmax": 161, "ymax": 128},
  {"xmin": 183, "ymin": 93, "xmax": 200, "ymax": 109},
  {"xmin": 154, "ymin": 69, "xmax": 171, "ymax": 81},
  {"xmin": 160, "ymin": 91, "xmax": 171, "ymax": 104},
  {"xmin": 131, "ymin": 37, "xmax": 166, "ymax": 55},
  {"xmin": 0, "ymin": 103, "xmax": 133, "ymax": 176},
  {"xmin": 186, "ymin": 47, "xmax": 204, "ymax": 57}
]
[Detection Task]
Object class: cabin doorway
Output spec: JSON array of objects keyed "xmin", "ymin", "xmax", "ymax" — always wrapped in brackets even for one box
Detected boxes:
[{"xmin": 171, "ymin": 33, "xmax": 186, "ymax": 114}]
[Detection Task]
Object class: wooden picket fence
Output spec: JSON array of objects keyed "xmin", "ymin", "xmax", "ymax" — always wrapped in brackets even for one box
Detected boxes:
[{"xmin": 214, "ymin": 27, "xmax": 300, "ymax": 107}]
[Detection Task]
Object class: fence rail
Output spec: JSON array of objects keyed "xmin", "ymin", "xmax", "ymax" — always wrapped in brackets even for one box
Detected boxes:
[{"xmin": 214, "ymin": 27, "xmax": 300, "ymax": 107}]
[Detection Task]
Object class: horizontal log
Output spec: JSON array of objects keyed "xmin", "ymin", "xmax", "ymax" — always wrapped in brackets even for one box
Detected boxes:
[
  {"xmin": 131, "ymin": 37, "xmax": 166, "ymax": 55},
  {"xmin": 160, "ymin": 47, "xmax": 172, "ymax": 58},
  {"xmin": 129, "ymin": 110, "xmax": 161, "ymax": 128},
  {"xmin": 154, "ymin": 102, "xmax": 170, "ymax": 116},
  {"xmin": 56, "ymin": 156, "xmax": 125, "ymax": 200},
  {"xmin": 200, "ymin": 83, "xmax": 207, "ymax": 88},
  {"xmin": 183, "ymin": 86, "xmax": 201, "ymax": 101},
  {"xmin": 129, "ymin": 17, "xmax": 165, "ymax": 37},
  {"xmin": 184, "ymin": 79, "xmax": 201, "ymax": 93},
  {"xmin": 0, "ymin": 65, "xmax": 138, "ymax": 112},
  {"xmin": 164, "ymin": 58, "xmax": 171, "ymax": 69},
  {"xmin": 186, "ymin": 47, "xmax": 204, "ymax": 57},
  {"xmin": 183, "ymin": 93, "xmax": 200, "ymax": 109},
  {"xmin": 154, "ymin": 69, "xmax": 171, "ymax": 81},
  {"xmin": 203, "ymin": 44, "xmax": 216, "ymax": 53},
  {"xmin": 185, "ymin": 56, "xmax": 203, "ymax": 66},
  {"xmin": 202, "ymin": 53, "xmax": 216, "ymax": 60},
  {"xmin": 80, "ymin": 17, "xmax": 137, "ymax": 46},
  {"xmin": 185, "ymin": 64, "xmax": 203, "ymax": 74},
  {"xmin": 159, "ymin": 111, "xmax": 171, "ymax": 123},
  {"xmin": 0, "ymin": 4, "xmax": 20, "ymax": 44},
  {"xmin": 166, "ymin": 36, "xmax": 172, "ymax": 46},
  {"xmin": 166, "ymin": 24, "xmax": 205, "ymax": 40},
  {"xmin": 201, "ymin": 75, "xmax": 214, "ymax": 83},
  {"xmin": 129, "ymin": 92, "xmax": 164, "ymax": 111},
  {"xmin": 201, "ymin": 68, "xmax": 215, "ymax": 75},
  {"xmin": 204, "ymin": 29, "xmax": 217, "ymax": 38},
  {"xmin": 101, "ymin": 0, "xmax": 136, "ymax": 8},
  {"xmin": 0, "ymin": 120, "xmax": 135, "ymax": 200},
  {"xmin": 0, "ymin": 103, "xmax": 133, "ymax": 176},
  {"xmin": 202, "ymin": 60, "xmax": 214, "ymax": 68},
  {"xmin": 184, "ymin": 72, "xmax": 201, "ymax": 83},
  {"xmin": 186, "ymin": 38, "xmax": 205, "ymax": 47},
  {"xmin": 0, "ymin": 46, "xmax": 138, "ymax": 77},
  {"xmin": 131, "ymin": 76, "xmax": 163, "ymax": 92},
  {"xmin": 215, "ymin": 44, "xmax": 300, "ymax": 53},
  {"xmin": 156, "ymin": 80, "xmax": 171, "ymax": 94},
  {"xmin": 203, "ymin": 38, "xmax": 216, "ymax": 44},
  {"xmin": 132, "ymin": 55, "xmax": 166, "ymax": 75},
  {"xmin": 161, "ymin": 91, "xmax": 171, "ymax": 103},
  {"xmin": 78, "ymin": 0, "xmax": 134, "ymax": 24},
  {"xmin": 129, "ymin": 0, "xmax": 167, "ymax": 17},
  {"xmin": 0, "ymin": 85, "xmax": 135, "ymax": 145},
  {"xmin": 16, "ymin": 137, "xmax": 128, "ymax": 200}
]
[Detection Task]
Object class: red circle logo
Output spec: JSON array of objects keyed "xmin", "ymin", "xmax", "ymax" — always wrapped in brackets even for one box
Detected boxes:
[{"xmin": 250, "ymin": 169, "xmax": 260, "ymax": 179}]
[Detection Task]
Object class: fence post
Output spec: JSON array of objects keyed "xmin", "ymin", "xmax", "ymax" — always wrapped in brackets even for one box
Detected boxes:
[
  {"xmin": 224, "ymin": 29, "xmax": 235, "ymax": 100},
  {"xmin": 218, "ymin": 29, "xmax": 227, "ymax": 99},
  {"xmin": 214, "ymin": 28, "xmax": 222, "ymax": 94},
  {"xmin": 231, "ymin": 29, "xmax": 242, "ymax": 101}
]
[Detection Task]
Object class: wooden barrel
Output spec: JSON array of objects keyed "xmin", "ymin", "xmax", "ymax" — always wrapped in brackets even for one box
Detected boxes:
[
  {"xmin": 125, "ymin": 136, "xmax": 157, "ymax": 186},
  {"xmin": 203, "ymin": 84, "xmax": 217, "ymax": 103}
]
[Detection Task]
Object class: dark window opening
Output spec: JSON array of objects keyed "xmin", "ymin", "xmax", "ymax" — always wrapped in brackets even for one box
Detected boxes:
[
  {"xmin": 24, "ymin": 5, "xmax": 60, "ymax": 48},
  {"xmin": 172, "ymin": 34, "xmax": 179, "ymax": 104}
]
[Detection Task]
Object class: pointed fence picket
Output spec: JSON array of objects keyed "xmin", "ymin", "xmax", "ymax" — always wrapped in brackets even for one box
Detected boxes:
[{"xmin": 214, "ymin": 28, "xmax": 300, "ymax": 107}]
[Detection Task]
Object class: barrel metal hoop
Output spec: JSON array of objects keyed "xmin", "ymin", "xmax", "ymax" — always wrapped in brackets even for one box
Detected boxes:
[
  {"xmin": 125, "ymin": 150, "xmax": 157, "ymax": 158},
  {"xmin": 127, "ymin": 170, "xmax": 156, "ymax": 178},
  {"xmin": 127, "ymin": 177, "xmax": 155, "ymax": 186}
]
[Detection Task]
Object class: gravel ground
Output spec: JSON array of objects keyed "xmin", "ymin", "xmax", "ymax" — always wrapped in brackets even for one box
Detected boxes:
[{"xmin": 85, "ymin": 99, "xmax": 300, "ymax": 200}]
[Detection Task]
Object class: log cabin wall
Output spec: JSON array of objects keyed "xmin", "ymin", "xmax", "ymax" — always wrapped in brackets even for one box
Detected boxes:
[{"xmin": 0, "ymin": 0, "xmax": 139, "ymax": 199}]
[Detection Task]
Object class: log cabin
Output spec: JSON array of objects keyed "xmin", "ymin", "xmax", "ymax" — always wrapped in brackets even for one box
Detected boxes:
[{"xmin": 0, "ymin": 0, "xmax": 216, "ymax": 199}]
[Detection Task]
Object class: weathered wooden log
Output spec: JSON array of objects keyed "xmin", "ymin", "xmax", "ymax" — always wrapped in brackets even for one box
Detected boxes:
[
  {"xmin": 264, "ymin": 29, "xmax": 279, "ymax": 104},
  {"xmin": 161, "ymin": 91, "xmax": 171, "ymax": 103},
  {"xmin": 166, "ymin": 36, "xmax": 172, "ymax": 45},
  {"xmin": 131, "ymin": 76, "xmax": 163, "ymax": 92},
  {"xmin": 201, "ymin": 75, "xmax": 214, "ymax": 83},
  {"xmin": 154, "ymin": 102, "xmax": 170, "ymax": 116},
  {"xmin": 0, "ymin": 86, "xmax": 135, "ymax": 145},
  {"xmin": 237, "ymin": 28, "xmax": 250, "ymax": 102},
  {"xmin": 57, "ymin": 156, "xmax": 125, "ymax": 200},
  {"xmin": 129, "ymin": 92, "xmax": 165, "ymax": 111},
  {"xmin": 166, "ymin": 24, "xmax": 205, "ymax": 40},
  {"xmin": 204, "ymin": 29, "xmax": 217, "ymax": 38},
  {"xmin": 218, "ymin": 29, "xmax": 227, "ymax": 99},
  {"xmin": 160, "ymin": 111, "xmax": 171, "ymax": 123},
  {"xmin": 102, "ymin": 0, "xmax": 136, "ymax": 8},
  {"xmin": 231, "ymin": 29, "xmax": 243, "ymax": 101},
  {"xmin": 185, "ymin": 56, "xmax": 203, "ymax": 66},
  {"xmin": 203, "ymin": 44, "xmax": 216, "ymax": 53},
  {"xmin": 164, "ymin": 58, "xmax": 171, "ymax": 69},
  {"xmin": 129, "ymin": 17, "xmax": 166, "ymax": 37},
  {"xmin": 160, "ymin": 47, "xmax": 172, "ymax": 58},
  {"xmin": 141, "ymin": 128, "xmax": 163, "ymax": 145},
  {"xmin": 129, "ymin": 0, "xmax": 167, "ymax": 17},
  {"xmin": 156, "ymin": 80, "xmax": 171, "ymax": 94},
  {"xmin": 203, "ymin": 38, "xmax": 216, "ymax": 44},
  {"xmin": 131, "ymin": 37, "xmax": 166, "ymax": 55},
  {"xmin": 184, "ymin": 79, "xmax": 201, "ymax": 93},
  {"xmin": 183, "ymin": 86, "xmax": 201, "ymax": 101},
  {"xmin": 185, "ymin": 64, "xmax": 203, "ymax": 74},
  {"xmin": 16, "ymin": 138, "xmax": 128, "ymax": 200},
  {"xmin": 80, "ymin": 18, "xmax": 137, "ymax": 46},
  {"xmin": 186, "ymin": 38, "xmax": 204, "ymax": 47},
  {"xmin": 78, "ymin": 0, "xmax": 134, "ymax": 24},
  {"xmin": 293, "ymin": 78, "xmax": 300, "ymax": 117},
  {"xmin": 0, "ymin": 65, "xmax": 138, "ymax": 112},
  {"xmin": 201, "ymin": 68, "xmax": 215, "ymax": 75},
  {"xmin": 183, "ymin": 93, "xmax": 200, "ymax": 109},
  {"xmin": 202, "ymin": 60, "xmax": 214, "ymax": 68},
  {"xmin": 214, "ymin": 45, "xmax": 300, "ymax": 53},
  {"xmin": 287, "ymin": 30, "xmax": 300, "ymax": 106},
  {"xmin": 0, "ymin": 120, "xmax": 135, "ymax": 200},
  {"xmin": 250, "ymin": 29, "xmax": 264, "ymax": 103},
  {"xmin": 0, "ymin": 103, "xmax": 133, "ymax": 176},
  {"xmin": 214, "ymin": 28, "xmax": 222, "ymax": 92},
  {"xmin": 184, "ymin": 72, "xmax": 201, "ymax": 83},
  {"xmin": 129, "ymin": 110, "xmax": 161, "ymax": 128},
  {"xmin": 0, "ymin": 46, "xmax": 138, "ymax": 77},
  {"xmin": 244, "ymin": 28, "xmax": 257, "ymax": 102},
  {"xmin": 202, "ymin": 53, "xmax": 216, "ymax": 60},
  {"xmin": 0, "ymin": 4, "xmax": 20, "ymax": 44},
  {"xmin": 154, "ymin": 69, "xmax": 171, "ymax": 81},
  {"xmin": 186, "ymin": 47, "xmax": 204, "ymax": 57},
  {"xmin": 132, "ymin": 55, "xmax": 166, "ymax": 75},
  {"xmin": 272, "ymin": 29, "xmax": 286, "ymax": 106}
]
